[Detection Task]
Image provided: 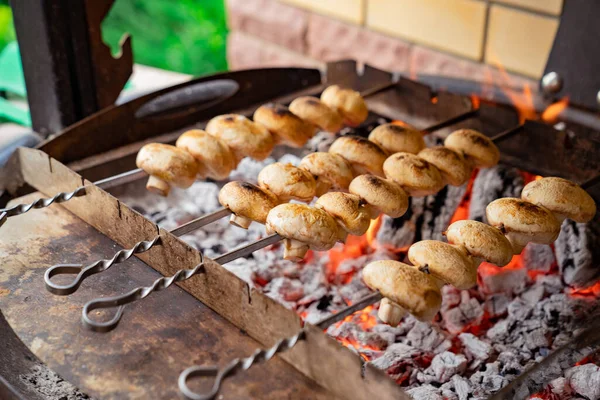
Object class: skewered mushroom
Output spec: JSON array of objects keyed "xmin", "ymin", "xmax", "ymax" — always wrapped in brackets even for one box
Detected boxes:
[
  {"xmin": 348, "ymin": 174, "xmax": 408, "ymax": 218},
  {"xmin": 362, "ymin": 260, "xmax": 442, "ymax": 322},
  {"xmin": 266, "ymin": 203, "xmax": 342, "ymax": 261},
  {"xmin": 408, "ymin": 240, "xmax": 478, "ymax": 290},
  {"xmin": 486, "ymin": 198, "xmax": 561, "ymax": 254},
  {"xmin": 329, "ymin": 136, "xmax": 387, "ymax": 177},
  {"xmin": 175, "ymin": 129, "xmax": 237, "ymax": 180},
  {"xmin": 257, "ymin": 162, "xmax": 317, "ymax": 203},
  {"xmin": 320, "ymin": 85, "xmax": 368, "ymax": 127},
  {"xmin": 368, "ymin": 123, "xmax": 426, "ymax": 155},
  {"xmin": 383, "ymin": 152, "xmax": 444, "ymax": 197},
  {"xmin": 445, "ymin": 220, "xmax": 513, "ymax": 267},
  {"xmin": 521, "ymin": 177, "xmax": 597, "ymax": 223},
  {"xmin": 218, "ymin": 181, "xmax": 279, "ymax": 229},
  {"xmin": 206, "ymin": 114, "xmax": 274, "ymax": 162},
  {"xmin": 418, "ymin": 146, "xmax": 471, "ymax": 186},
  {"xmin": 444, "ymin": 129, "xmax": 500, "ymax": 168},
  {"xmin": 136, "ymin": 143, "xmax": 199, "ymax": 197},
  {"xmin": 315, "ymin": 192, "xmax": 371, "ymax": 236},
  {"xmin": 377, "ymin": 298, "xmax": 408, "ymax": 327},
  {"xmin": 288, "ymin": 96, "xmax": 344, "ymax": 133},
  {"xmin": 253, "ymin": 103, "xmax": 317, "ymax": 148},
  {"xmin": 299, "ymin": 152, "xmax": 354, "ymax": 196}
]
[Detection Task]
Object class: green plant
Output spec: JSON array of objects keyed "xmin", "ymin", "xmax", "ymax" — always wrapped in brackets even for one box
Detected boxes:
[
  {"xmin": 102, "ymin": 0, "xmax": 228, "ymax": 76},
  {"xmin": 0, "ymin": 1, "xmax": 15, "ymax": 54}
]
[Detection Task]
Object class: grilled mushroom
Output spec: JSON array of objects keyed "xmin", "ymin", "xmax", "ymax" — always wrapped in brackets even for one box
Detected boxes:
[
  {"xmin": 378, "ymin": 298, "xmax": 408, "ymax": 327},
  {"xmin": 320, "ymin": 85, "xmax": 368, "ymax": 127},
  {"xmin": 418, "ymin": 146, "xmax": 471, "ymax": 186},
  {"xmin": 486, "ymin": 198, "xmax": 561, "ymax": 254},
  {"xmin": 444, "ymin": 129, "xmax": 500, "ymax": 168},
  {"xmin": 521, "ymin": 177, "xmax": 596, "ymax": 223},
  {"xmin": 299, "ymin": 152, "xmax": 354, "ymax": 196},
  {"xmin": 176, "ymin": 129, "xmax": 237, "ymax": 180},
  {"xmin": 348, "ymin": 174, "xmax": 408, "ymax": 218},
  {"xmin": 315, "ymin": 192, "xmax": 371, "ymax": 236},
  {"xmin": 383, "ymin": 152, "xmax": 444, "ymax": 197},
  {"xmin": 288, "ymin": 96, "xmax": 344, "ymax": 133},
  {"xmin": 136, "ymin": 143, "xmax": 199, "ymax": 197},
  {"xmin": 218, "ymin": 181, "xmax": 279, "ymax": 229},
  {"xmin": 329, "ymin": 136, "xmax": 387, "ymax": 177},
  {"xmin": 257, "ymin": 162, "xmax": 317, "ymax": 203},
  {"xmin": 408, "ymin": 240, "xmax": 478, "ymax": 290},
  {"xmin": 368, "ymin": 123, "xmax": 425, "ymax": 155},
  {"xmin": 266, "ymin": 203, "xmax": 342, "ymax": 261},
  {"xmin": 253, "ymin": 103, "xmax": 317, "ymax": 148},
  {"xmin": 206, "ymin": 114, "xmax": 274, "ymax": 161},
  {"xmin": 362, "ymin": 260, "xmax": 442, "ymax": 322},
  {"xmin": 445, "ymin": 220, "xmax": 513, "ymax": 267}
]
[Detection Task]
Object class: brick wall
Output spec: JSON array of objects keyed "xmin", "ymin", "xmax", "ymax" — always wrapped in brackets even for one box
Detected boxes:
[{"xmin": 226, "ymin": 0, "xmax": 562, "ymax": 87}]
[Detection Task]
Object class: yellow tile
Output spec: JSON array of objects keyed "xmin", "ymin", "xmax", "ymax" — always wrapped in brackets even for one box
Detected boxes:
[
  {"xmin": 494, "ymin": 0, "xmax": 563, "ymax": 16},
  {"xmin": 366, "ymin": 0, "xmax": 487, "ymax": 60},
  {"xmin": 485, "ymin": 5, "xmax": 559, "ymax": 78},
  {"xmin": 279, "ymin": 0, "xmax": 364, "ymax": 25}
]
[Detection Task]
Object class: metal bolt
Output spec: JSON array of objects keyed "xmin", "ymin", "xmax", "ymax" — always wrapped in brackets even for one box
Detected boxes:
[{"xmin": 541, "ymin": 72, "xmax": 562, "ymax": 94}]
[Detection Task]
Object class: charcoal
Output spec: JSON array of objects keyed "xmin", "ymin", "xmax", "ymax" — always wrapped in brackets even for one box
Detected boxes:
[
  {"xmin": 522, "ymin": 243, "xmax": 556, "ymax": 273},
  {"xmin": 548, "ymin": 377, "xmax": 569, "ymax": 398},
  {"xmin": 424, "ymin": 351, "xmax": 468, "ymax": 383},
  {"xmin": 484, "ymin": 293, "xmax": 510, "ymax": 317},
  {"xmin": 487, "ymin": 318, "xmax": 516, "ymax": 341},
  {"xmin": 468, "ymin": 165, "xmax": 524, "ymax": 222},
  {"xmin": 405, "ymin": 322, "xmax": 447, "ymax": 351},
  {"xmin": 470, "ymin": 362, "xmax": 508, "ymax": 394},
  {"xmin": 534, "ymin": 274, "xmax": 564, "ymax": 295},
  {"xmin": 368, "ymin": 343, "xmax": 418, "ymax": 371},
  {"xmin": 264, "ymin": 277, "xmax": 304, "ymax": 305},
  {"xmin": 222, "ymin": 258, "xmax": 255, "ymax": 286},
  {"xmin": 452, "ymin": 375, "xmax": 473, "ymax": 400},
  {"xmin": 497, "ymin": 351, "xmax": 523, "ymax": 376},
  {"xmin": 301, "ymin": 302, "xmax": 332, "ymax": 325},
  {"xmin": 556, "ymin": 218, "xmax": 600, "ymax": 288},
  {"xmin": 507, "ymin": 298, "xmax": 533, "ymax": 320},
  {"xmin": 520, "ymin": 285, "xmax": 545, "ymax": 305},
  {"xmin": 479, "ymin": 266, "xmax": 527, "ymax": 295},
  {"xmin": 566, "ymin": 364, "xmax": 600, "ymax": 400},
  {"xmin": 442, "ymin": 293, "xmax": 484, "ymax": 334},
  {"xmin": 459, "ymin": 333, "xmax": 492, "ymax": 361},
  {"xmin": 441, "ymin": 285, "xmax": 462, "ymax": 312},
  {"xmin": 440, "ymin": 382, "xmax": 459, "ymax": 400},
  {"xmin": 306, "ymin": 131, "xmax": 339, "ymax": 153},
  {"xmin": 406, "ymin": 384, "xmax": 443, "ymax": 400}
]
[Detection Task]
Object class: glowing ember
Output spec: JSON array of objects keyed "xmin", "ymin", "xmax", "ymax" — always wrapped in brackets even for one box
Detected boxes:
[
  {"xmin": 569, "ymin": 280, "xmax": 600, "ymax": 297},
  {"xmin": 541, "ymin": 97, "xmax": 569, "ymax": 124},
  {"xmin": 431, "ymin": 96, "xmax": 438, "ymax": 104},
  {"xmin": 470, "ymin": 94, "xmax": 481, "ymax": 110},
  {"xmin": 448, "ymin": 169, "xmax": 478, "ymax": 226}
]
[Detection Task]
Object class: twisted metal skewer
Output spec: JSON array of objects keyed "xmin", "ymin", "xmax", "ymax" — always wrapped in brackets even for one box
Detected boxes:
[{"xmin": 45, "ymin": 235, "xmax": 162, "ymax": 295}]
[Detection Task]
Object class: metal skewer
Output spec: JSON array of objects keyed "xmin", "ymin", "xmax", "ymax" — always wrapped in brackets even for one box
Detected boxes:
[
  {"xmin": 178, "ymin": 291, "xmax": 384, "ymax": 400},
  {"xmin": 44, "ymin": 207, "xmax": 232, "ymax": 295},
  {"xmin": 81, "ymin": 233, "xmax": 282, "ymax": 332}
]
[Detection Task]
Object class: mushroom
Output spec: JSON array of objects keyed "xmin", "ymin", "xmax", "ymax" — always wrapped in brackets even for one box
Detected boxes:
[
  {"xmin": 486, "ymin": 198, "xmax": 561, "ymax": 254},
  {"xmin": 329, "ymin": 136, "xmax": 387, "ymax": 177},
  {"xmin": 368, "ymin": 123, "xmax": 426, "ymax": 155},
  {"xmin": 445, "ymin": 220, "xmax": 513, "ymax": 267},
  {"xmin": 383, "ymin": 152, "xmax": 444, "ymax": 197},
  {"xmin": 315, "ymin": 192, "xmax": 371, "ymax": 236},
  {"xmin": 418, "ymin": 146, "xmax": 472, "ymax": 186},
  {"xmin": 444, "ymin": 129, "xmax": 500, "ymax": 168},
  {"xmin": 266, "ymin": 203, "xmax": 342, "ymax": 261},
  {"xmin": 348, "ymin": 174, "xmax": 408, "ymax": 218},
  {"xmin": 257, "ymin": 162, "xmax": 317, "ymax": 203},
  {"xmin": 136, "ymin": 143, "xmax": 199, "ymax": 197},
  {"xmin": 377, "ymin": 298, "xmax": 408, "ymax": 327},
  {"xmin": 362, "ymin": 260, "xmax": 442, "ymax": 322},
  {"xmin": 253, "ymin": 103, "xmax": 317, "ymax": 148},
  {"xmin": 320, "ymin": 85, "xmax": 369, "ymax": 127},
  {"xmin": 288, "ymin": 96, "xmax": 344, "ymax": 133},
  {"xmin": 407, "ymin": 240, "xmax": 478, "ymax": 290},
  {"xmin": 175, "ymin": 129, "xmax": 237, "ymax": 180},
  {"xmin": 521, "ymin": 177, "xmax": 597, "ymax": 224},
  {"xmin": 206, "ymin": 114, "xmax": 274, "ymax": 162},
  {"xmin": 299, "ymin": 152, "xmax": 354, "ymax": 196},
  {"xmin": 218, "ymin": 181, "xmax": 279, "ymax": 229}
]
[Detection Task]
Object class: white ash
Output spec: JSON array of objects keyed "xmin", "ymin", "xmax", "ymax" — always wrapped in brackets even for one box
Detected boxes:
[
  {"xmin": 556, "ymin": 218, "xmax": 600, "ymax": 288},
  {"xmin": 523, "ymin": 243, "xmax": 556, "ymax": 274},
  {"xmin": 468, "ymin": 165, "xmax": 524, "ymax": 223},
  {"xmin": 566, "ymin": 364, "xmax": 600, "ymax": 400}
]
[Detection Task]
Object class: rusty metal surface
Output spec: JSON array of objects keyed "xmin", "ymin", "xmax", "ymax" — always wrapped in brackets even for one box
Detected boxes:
[{"xmin": 0, "ymin": 196, "xmax": 330, "ymax": 400}]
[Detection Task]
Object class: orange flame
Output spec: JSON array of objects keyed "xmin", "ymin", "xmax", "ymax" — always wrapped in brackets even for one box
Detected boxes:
[
  {"xmin": 489, "ymin": 60, "xmax": 536, "ymax": 123},
  {"xmin": 470, "ymin": 94, "xmax": 481, "ymax": 110},
  {"xmin": 541, "ymin": 98, "xmax": 569, "ymax": 124},
  {"xmin": 569, "ymin": 281, "xmax": 600, "ymax": 297}
]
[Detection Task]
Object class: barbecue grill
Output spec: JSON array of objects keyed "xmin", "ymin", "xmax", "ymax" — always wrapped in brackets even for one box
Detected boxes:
[{"xmin": 1, "ymin": 56, "xmax": 599, "ymax": 400}]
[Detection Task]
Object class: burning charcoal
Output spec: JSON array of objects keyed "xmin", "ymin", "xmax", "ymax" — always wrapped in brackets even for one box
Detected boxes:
[
  {"xmin": 449, "ymin": 375, "xmax": 474, "ymax": 400},
  {"xmin": 520, "ymin": 285, "xmax": 545, "ymax": 305},
  {"xmin": 483, "ymin": 293, "xmax": 510, "ymax": 317},
  {"xmin": 405, "ymin": 321, "xmax": 448, "ymax": 352},
  {"xmin": 301, "ymin": 302, "xmax": 332, "ymax": 325},
  {"xmin": 229, "ymin": 156, "xmax": 275, "ymax": 182},
  {"xmin": 337, "ymin": 274, "xmax": 371, "ymax": 305},
  {"xmin": 468, "ymin": 165, "xmax": 524, "ymax": 222},
  {"xmin": 566, "ymin": 364, "xmax": 600, "ymax": 400},
  {"xmin": 222, "ymin": 258, "xmax": 256, "ymax": 286},
  {"xmin": 470, "ymin": 362, "xmax": 508, "ymax": 395},
  {"xmin": 305, "ymin": 130, "xmax": 340, "ymax": 153},
  {"xmin": 439, "ymin": 383, "xmax": 459, "ymax": 400},
  {"xmin": 442, "ymin": 292, "xmax": 484, "ymax": 334},
  {"xmin": 507, "ymin": 298, "xmax": 533, "ymax": 320},
  {"xmin": 264, "ymin": 277, "xmax": 304, "ymax": 305},
  {"xmin": 441, "ymin": 285, "xmax": 462, "ymax": 312},
  {"xmin": 406, "ymin": 384, "xmax": 443, "ymax": 400},
  {"xmin": 548, "ymin": 377, "xmax": 570, "ymax": 398},
  {"xmin": 497, "ymin": 351, "xmax": 523, "ymax": 376},
  {"xmin": 534, "ymin": 274, "xmax": 564, "ymax": 295},
  {"xmin": 556, "ymin": 218, "xmax": 600, "ymax": 288},
  {"xmin": 518, "ymin": 320, "xmax": 550, "ymax": 350},
  {"xmin": 296, "ymin": 286, "xmax": 327, "ymax": 307},
  {"xmin": 487, "ymin": 318, "xmax": 516, "ymax": 342},
  {"xmin": 478, "ymin": 265, "xmax": 528, "ymax": 295},
  {"xmin": 368, "ymin": 342, "xmax": 419, "ymax": 371},
  {"xmin": 459, "ymin": 333, "xmax": 492, "ymax": 362},
  {"xmin": 522, "ymin": 243, "xmax": 556, "ymax": 273},
  {"xmin": 423, "ymin": 351, "xmax": 468, "ymax": 383}
]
